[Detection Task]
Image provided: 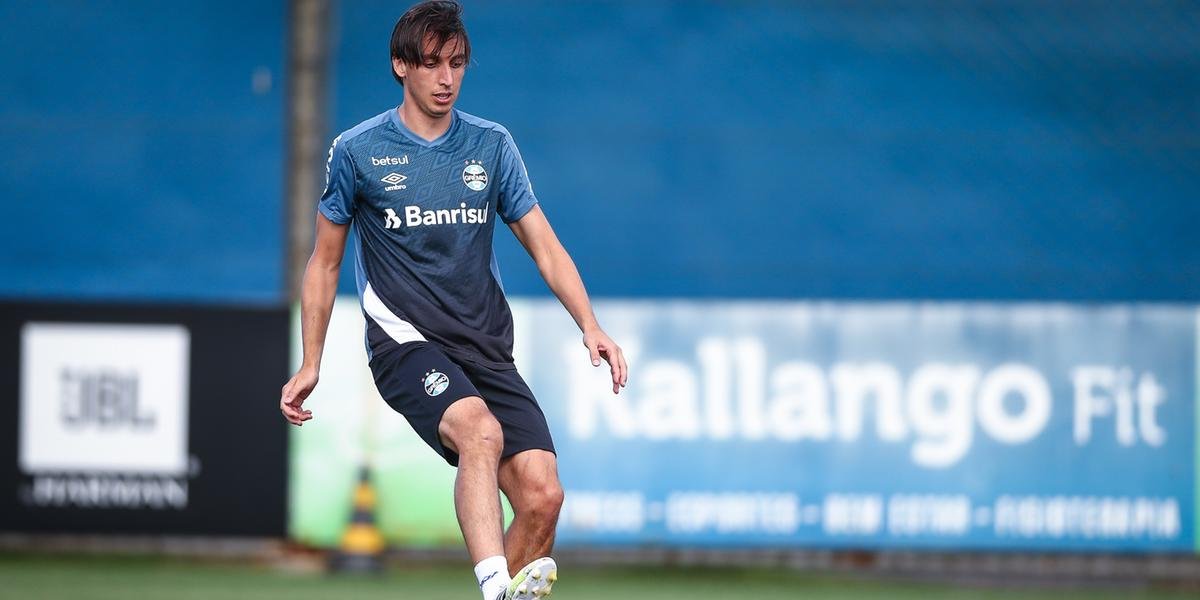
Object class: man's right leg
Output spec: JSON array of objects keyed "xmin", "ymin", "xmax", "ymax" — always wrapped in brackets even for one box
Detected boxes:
[
  {"xmin": 368, "ymin": 341, "xmax": 510, "ymax": 600},
  {"xmin": 438, "ymin": 396, "xmax": 506, "ymax": 564}
]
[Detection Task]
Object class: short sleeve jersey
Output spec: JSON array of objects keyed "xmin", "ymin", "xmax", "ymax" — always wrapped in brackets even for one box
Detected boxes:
[{"xmin": 318, "ymin": 108, "xmax": 538, "ymax": 369}]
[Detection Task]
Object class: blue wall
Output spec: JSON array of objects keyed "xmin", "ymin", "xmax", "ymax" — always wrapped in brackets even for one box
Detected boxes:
[
  {"xmin": 0, "ymin": 1, "xmax": 284, "ymax": 304},
  {"xmin": 332, "ymin": 0, "xmax": 1200, "ymax": 301},
  {"xmin": 1, "ymin": 1, "xmax": 1197, "ymax": 303}
]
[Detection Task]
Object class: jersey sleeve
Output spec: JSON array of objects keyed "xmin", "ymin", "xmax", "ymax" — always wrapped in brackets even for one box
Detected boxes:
[
  {"xmin": 495, "ymin": 128, "xmax": 539, "ymax": 223},
  {"xmin": 317, "ymin": 134, "xmax": 356, "ymax": 224}
]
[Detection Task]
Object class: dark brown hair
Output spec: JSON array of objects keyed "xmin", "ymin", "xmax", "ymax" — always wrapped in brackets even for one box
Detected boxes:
[{"xmin": 390, "ymin": 1, "xmax": 471, "ymax": 86}]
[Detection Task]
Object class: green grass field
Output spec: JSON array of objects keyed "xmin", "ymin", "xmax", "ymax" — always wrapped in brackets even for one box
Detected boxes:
[{"xmin": 0, "ymin": 554, "xmax": 1192, "ymax": 600}]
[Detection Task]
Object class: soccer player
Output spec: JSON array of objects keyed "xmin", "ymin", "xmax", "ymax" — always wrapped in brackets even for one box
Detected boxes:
[{"xmin": 279, "ymin": 1, "xmax": 627, "ymax": 599}]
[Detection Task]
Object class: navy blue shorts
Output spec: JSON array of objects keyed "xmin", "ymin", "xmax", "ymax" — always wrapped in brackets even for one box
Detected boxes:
[{"xmin": 368, "ymin": 341, "xmax": 555, "ymax": 467}]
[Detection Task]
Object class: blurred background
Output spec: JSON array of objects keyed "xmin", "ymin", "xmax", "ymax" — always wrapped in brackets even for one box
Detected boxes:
[{"xmin": 1, "ymin": 0, "xmax": 1198, "ymax": 598}]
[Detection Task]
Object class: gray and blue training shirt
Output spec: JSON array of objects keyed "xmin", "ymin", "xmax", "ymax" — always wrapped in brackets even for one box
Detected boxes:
[{"xmin": 318, "ymin": 108, "xmax": 538, "ymax": 369}]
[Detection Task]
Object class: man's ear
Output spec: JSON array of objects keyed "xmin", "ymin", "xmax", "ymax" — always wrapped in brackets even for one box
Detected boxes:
[{"xmin": 392, "ymin": 57, "xmax": 407, "ymax": 81}]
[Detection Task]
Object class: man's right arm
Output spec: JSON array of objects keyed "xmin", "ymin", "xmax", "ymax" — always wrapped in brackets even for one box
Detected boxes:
[{"xmin": 280, "ymin": 213, "xmax": 349, "ymax": 426}]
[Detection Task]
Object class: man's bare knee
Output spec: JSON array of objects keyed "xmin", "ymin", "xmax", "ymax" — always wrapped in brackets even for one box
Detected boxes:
[
  {"xmin": 438, "ymin": 396, "xmax": 503, "ymax": 458},
  {"xmin": 516, "ymin": 475, "xmax": 563, "ymax": 524},
  {"xmin": 500, "ymin": 450, "xmax": 563, "ymax": 520},
  {"xmin": 533, "ymin": 479, "xmax": 564, "ymax": 522}
]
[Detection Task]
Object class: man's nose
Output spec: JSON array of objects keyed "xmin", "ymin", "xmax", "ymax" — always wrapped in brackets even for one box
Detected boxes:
[{"xmin": 438, "ymin": 63, "xmax": 453, "ymax": 85}]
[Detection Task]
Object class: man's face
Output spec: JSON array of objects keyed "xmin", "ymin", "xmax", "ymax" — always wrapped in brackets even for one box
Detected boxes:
[{"xmin": 393, "ymin": 35, "xmax": 467, "ymax": 119}]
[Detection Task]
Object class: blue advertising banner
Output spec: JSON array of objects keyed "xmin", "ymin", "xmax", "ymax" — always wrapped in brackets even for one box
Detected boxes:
[{"xmin": 509, "ymin": 302, "xmax": 1197, "ymax": 552}]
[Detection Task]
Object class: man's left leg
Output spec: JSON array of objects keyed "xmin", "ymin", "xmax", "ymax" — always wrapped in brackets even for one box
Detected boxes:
[
  {"xmin": 498, "ymin": 449, "xmax": 563, "ymax": 575},
  {"xmin": 468, "ymin": 362, "xmax": 560, "ymax": 597}
]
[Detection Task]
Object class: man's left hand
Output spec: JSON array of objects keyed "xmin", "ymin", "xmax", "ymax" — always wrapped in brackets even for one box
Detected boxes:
[{"xmin": 583, "ymin": 329, "xmax": 628, "ymax": 394}]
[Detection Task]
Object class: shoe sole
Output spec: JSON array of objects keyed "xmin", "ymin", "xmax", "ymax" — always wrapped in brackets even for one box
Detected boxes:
[{"xmin": 508, "ymin": 556, "xmax": 557, "ymax": 599}]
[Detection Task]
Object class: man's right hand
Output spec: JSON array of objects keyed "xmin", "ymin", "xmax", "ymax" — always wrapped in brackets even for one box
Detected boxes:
[{"xmin": 280, "ymin": 367, "xmax": 318, "ymax": 426}]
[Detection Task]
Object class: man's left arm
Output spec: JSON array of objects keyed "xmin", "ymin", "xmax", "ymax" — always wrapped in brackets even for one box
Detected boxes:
[{"xmin": 509, "ymin": 206, "xmax": 628, "ymax": 394}]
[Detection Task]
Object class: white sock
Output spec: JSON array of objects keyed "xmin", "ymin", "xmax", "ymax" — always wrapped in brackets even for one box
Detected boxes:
[{"xmin": 474, "ymin": 555, "xmax": 510, "ymax": 600}]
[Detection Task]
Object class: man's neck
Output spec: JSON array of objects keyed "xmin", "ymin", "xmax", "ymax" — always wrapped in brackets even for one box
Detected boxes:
[{"xmin": 397, "ymin": 103, "xmax": 452, "ymax": 142}]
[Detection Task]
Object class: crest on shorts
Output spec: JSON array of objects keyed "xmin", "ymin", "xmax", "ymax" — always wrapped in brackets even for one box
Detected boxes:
[{"xmin": 423, "ymin": 370, "xmax": 450, "ymax": 397}]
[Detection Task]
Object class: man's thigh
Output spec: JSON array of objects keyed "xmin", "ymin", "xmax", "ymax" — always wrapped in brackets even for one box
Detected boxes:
[
  {"xmin": 370, "ymin": 341, "xmax": 480, "ymax": 466},
  {"xmin": 463, "ymin": 364, "xmax": 556, "ymax": 460}
]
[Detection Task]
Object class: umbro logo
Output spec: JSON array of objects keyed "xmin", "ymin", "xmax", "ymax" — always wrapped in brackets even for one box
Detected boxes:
[{"xmin": 381, "ymin": 172, "xmax": 407, "ymax": 191}]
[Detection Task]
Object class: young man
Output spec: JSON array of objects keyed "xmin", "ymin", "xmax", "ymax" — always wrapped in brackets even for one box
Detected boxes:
[{"xmin": 279, "ymin": 2, "xmax": 627, "ymax": 599}]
